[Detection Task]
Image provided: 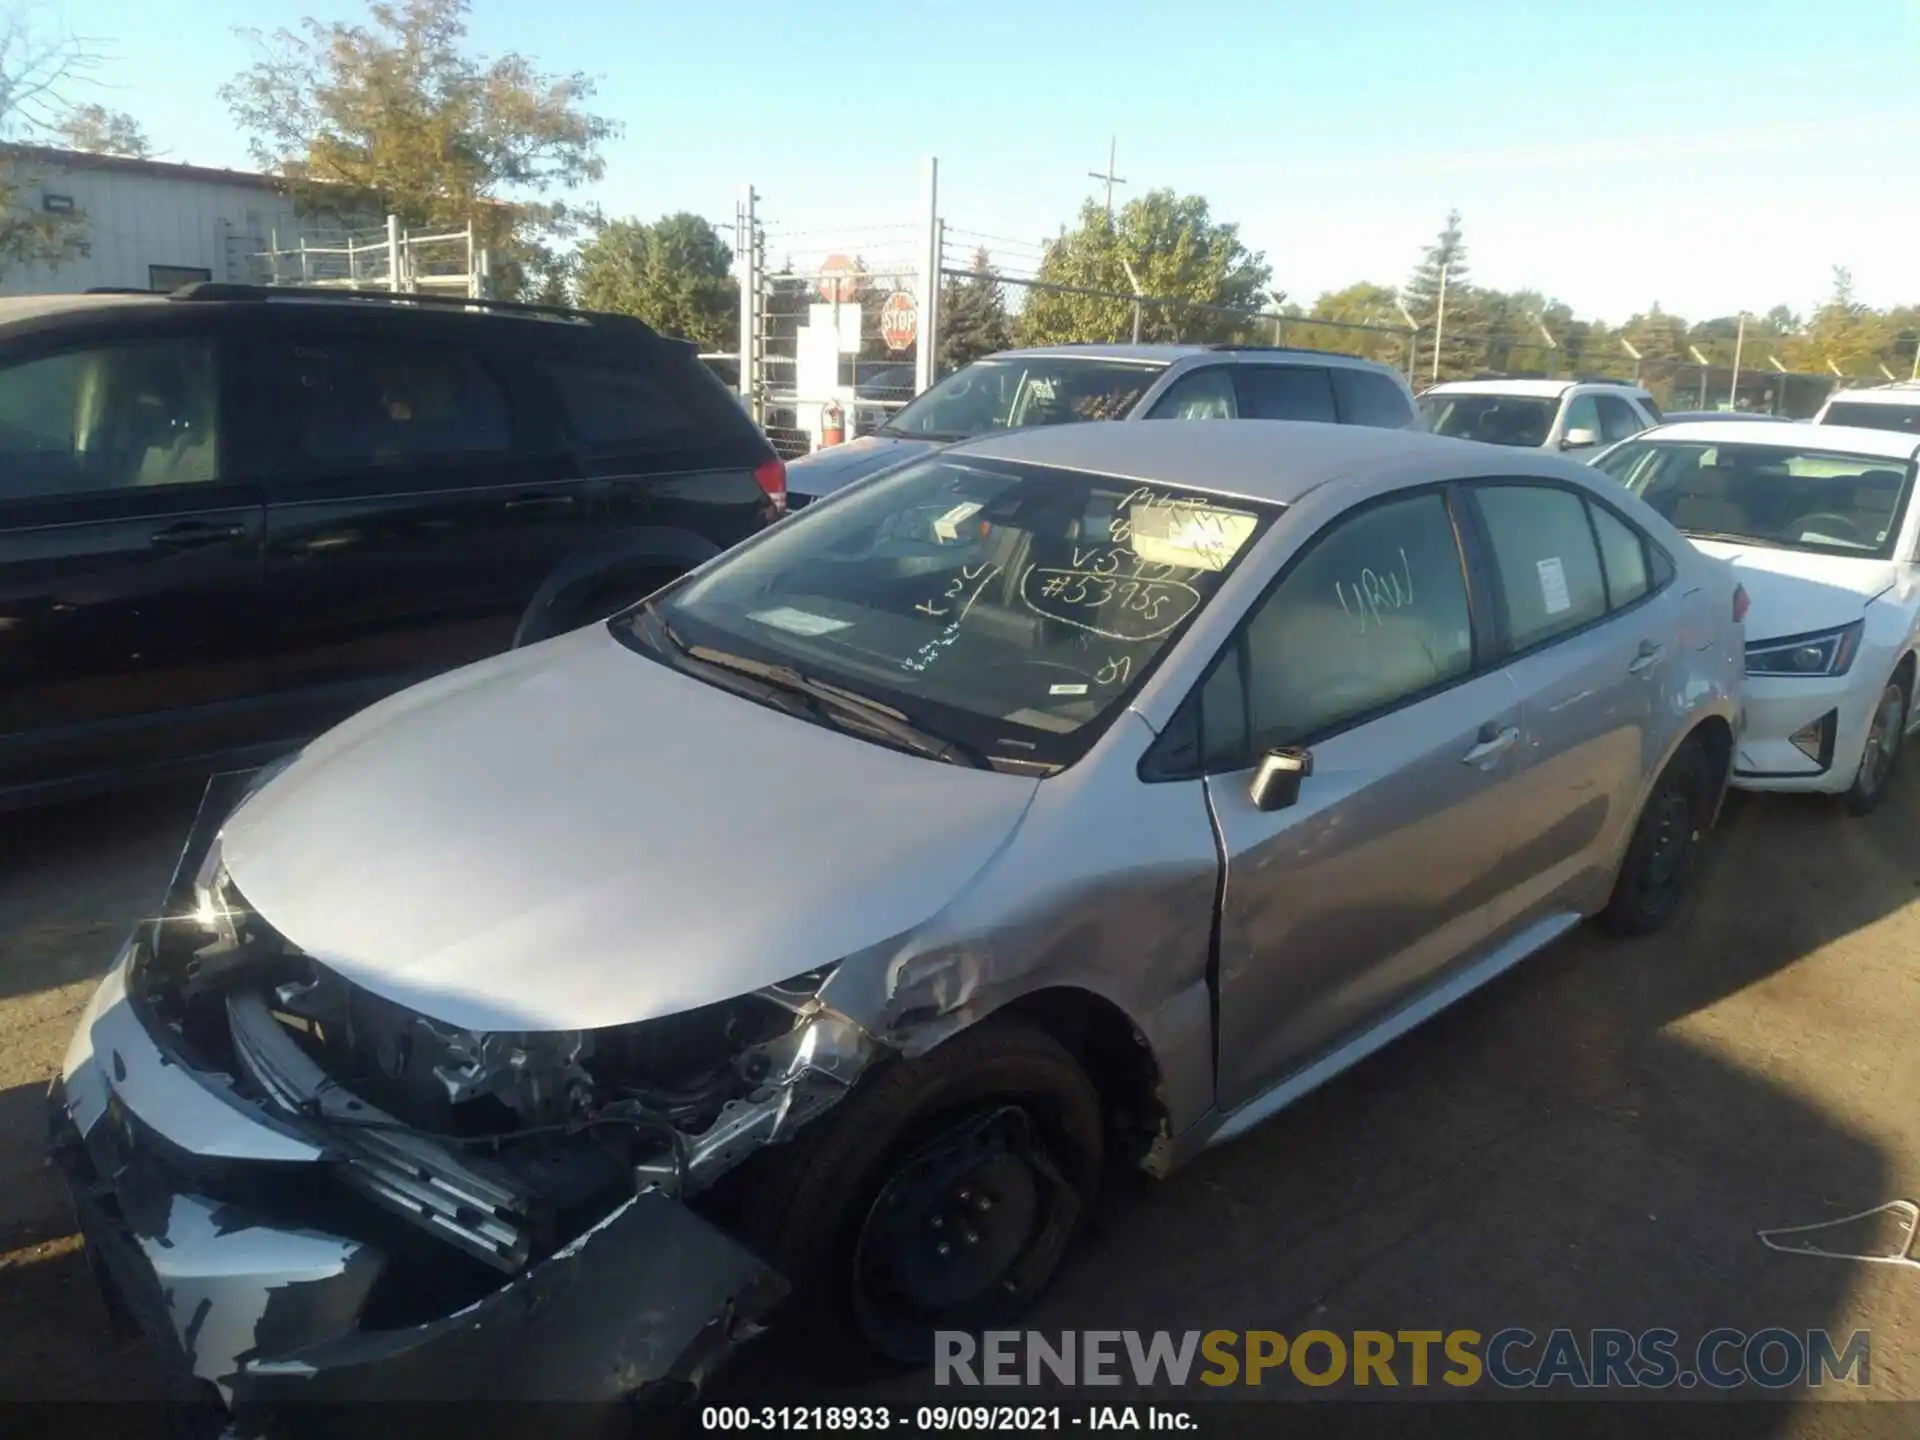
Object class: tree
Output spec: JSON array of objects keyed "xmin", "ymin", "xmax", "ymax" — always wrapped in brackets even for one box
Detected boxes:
[
  {"xmin": 53, "ymin": 103, "xmax": 149, "ymax": 157},
  {"xmin": 220, "ymin": 0, "xmax": 617, "ymax": 297},
  {"xmin": 574, "ymin": 213, "xmax": 737, "ymax": 348},
  {"xmin": 938, "ymin": 247, "xmax": 1012, "ymax": 373},
  {"xmin": 1016, "ymin": 190, "xmax": 1271, "ymax": 346},
  {"xmin": 1402, "ymin": 210, "xmax": 1481, "ymax": 381},
  {"xmin": 1289, "ymin": 281, "xmax": 1405, "ymax": 365},
  {"xmin": 1788, "ymin": 267, "xmax": 1890, "ymax": 379},
  {"xmin": 0, "ymin": 14, "xmax": 98, "ymax": 279}
]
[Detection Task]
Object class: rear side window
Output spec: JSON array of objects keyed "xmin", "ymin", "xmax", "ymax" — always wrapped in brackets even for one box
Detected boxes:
[
  {"xmin": 1235, "ymin": 365, "xmax": 1337, "ymax": 423},
  {"xmin": 270, "ymin": 340, "xmax": 511, "ymax": 466},
  {"xmin": 1474, "ymin": 484, "xmax": 1608, "ymax": 650},
  {"xmin": 1145, "ymin": 367, "xmax": 1238, "ymax": 420},
  {"xmin": 539, "ymin": 355, "xmax": 700, "ymax": 446},
  {"xmin": 1331, "ymin": 367, "xmax": 1416, "ymax": 428},
  {"xmin": 1821, "ymin": 401, "xmax": 1920, "ymax": 436},
  {"xmin": 1588, "ymin": 501, "xmax": 1650, "ymax": 608}
]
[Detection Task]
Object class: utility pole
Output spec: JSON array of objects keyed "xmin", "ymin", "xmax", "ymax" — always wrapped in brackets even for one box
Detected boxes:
[
  {"xmin": 1728, "ymin": 312, "xmax": 1746, "ymax": 411},
  {"xmin": 1430, "ymin": 263, "xmax": 1449, "ymax": 386},
  {"xmin": 1088, "ymin": 135, "xmax": 1128, "ymax": 223}
]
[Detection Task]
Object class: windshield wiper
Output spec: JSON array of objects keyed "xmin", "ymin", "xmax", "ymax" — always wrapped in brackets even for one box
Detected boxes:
[
  {"xmin": 1679, "ymin": 529, "xmax": 1761, "ymax": 546},
  {"xmin": 675, "ymin": 639, "xmax": 993, "ymax": 770}
]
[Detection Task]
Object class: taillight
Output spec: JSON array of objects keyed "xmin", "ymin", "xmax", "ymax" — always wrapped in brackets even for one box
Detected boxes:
[
  {"xmin": 754, "ymin": 456, "xmax": 787, "ymax": 513},
  {"xmin": 1732, "ymin": 583, "xmax": 1749, "ymax": 624}
]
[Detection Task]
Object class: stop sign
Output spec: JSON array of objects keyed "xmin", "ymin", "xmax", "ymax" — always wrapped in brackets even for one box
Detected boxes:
[
  {"xmin": 817, "ymin": 254, "xmax": 862, "ymax": 303},
  {"xmin": 880, "ymin": 291, "xmax": 918, "ymax": 352}
]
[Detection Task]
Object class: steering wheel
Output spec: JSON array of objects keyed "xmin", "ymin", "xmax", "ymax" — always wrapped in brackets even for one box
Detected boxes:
[{"xmin": 1789, "ymin": 512, "xmax": 1867, "ymax": 543}]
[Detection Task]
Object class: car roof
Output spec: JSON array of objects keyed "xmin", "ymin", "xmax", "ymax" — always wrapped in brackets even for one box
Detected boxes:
[
  {"xmin": 0, "ymin": 292, "xmax": 169, "ymax": 323},
  {"xmin": 1424, "ymin": 378, "xmax": 1572, "ymax": 399},
  {"xmin": 1639, "ymin": 419, "xmax": 1920, "ymax": 462},
  {"xmin": 946, "ymin": 419, "xmax": 1599, "ymax": 507},
  {"xmin": 1822, "ymin": 384, "xmax": 1920, "ymax": 407}
]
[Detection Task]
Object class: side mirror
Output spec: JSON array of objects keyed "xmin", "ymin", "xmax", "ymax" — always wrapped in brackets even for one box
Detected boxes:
[
  {"xmin": 1249, "ymin": 747, "xmax": 1313, "ymax": 812},
  {"xmin": 1561, "ymin": 427, "xmax": 1598, "ymax": 450}
]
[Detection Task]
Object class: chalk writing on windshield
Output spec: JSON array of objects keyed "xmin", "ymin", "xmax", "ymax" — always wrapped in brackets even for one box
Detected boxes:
[
  {"xmin": 914, "ymin": 560, "xmax": 1002, "ymax": 620},
  {"xmin": 1334, "ymin": 548, "xmax": 1416, "ymax": 634},
  {"xmin": 1094, "ymin": 653, "xmax": 1133, "ymax": 687}
]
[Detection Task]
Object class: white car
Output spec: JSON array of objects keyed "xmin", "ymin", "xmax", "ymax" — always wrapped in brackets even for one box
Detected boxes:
[
  {"xmin": 1595, "ymin": 421, "xmax": 1920, "ymax": 813},
  {"xmin": 1421, "ymin": 378, "xmax": 1660, "ymax": 456},
  {"xmin": 1814, "ymin": 381, "xmax": 1920, "ymax": 437}
]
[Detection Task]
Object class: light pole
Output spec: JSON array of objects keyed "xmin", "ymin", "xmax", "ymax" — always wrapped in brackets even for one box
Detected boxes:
[
  {"xmin": 1430, "ymin": 263, "xmax": 1449, "ymax": 386},
  {"xmin": 1728, "ymin": 312, "xmax": 1747, "ymax": 411},
  {"xmin": 1120, "ymin": 257, "xmax": 1144, "ymax": 345},
  {"xmin": 1688, "ymin": 346, "xmax": 1712, "ymax": 410},
  {"xmin": 1395, "ymin": 299, "xmax": 1420, "ymax": 385}
]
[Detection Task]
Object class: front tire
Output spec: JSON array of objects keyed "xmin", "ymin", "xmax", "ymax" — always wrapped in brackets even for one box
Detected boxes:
[
  {"xmin": 1600, "ymin": 737, "xmax": 1715, "ymax": 936},
  {"xmin": 1843, "ymin": 673, "xmax": 1908, "ymax": 817},
  {"xmin": 735, "ymin": 1018, "xmax": 1103, "ymax": 1373}
]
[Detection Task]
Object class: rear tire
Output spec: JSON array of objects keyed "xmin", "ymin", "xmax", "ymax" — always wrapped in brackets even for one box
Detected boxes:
[
  {"xmin": 1843, "ymin": 671, "xmax": 1908, "ymax": 817},
  {"xmin": 1600, "ymin": 737, "xmax": 1715, "ymax": 936},
  {"xmin": 734, "ymin": 1018, "xmax": 1103, "ymax": 1376}
]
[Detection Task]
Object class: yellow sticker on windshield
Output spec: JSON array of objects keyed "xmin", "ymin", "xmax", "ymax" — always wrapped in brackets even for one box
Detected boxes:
[{"xmin": 1126, "ymin": 499, "xmax": 1260, "ymax": 572}]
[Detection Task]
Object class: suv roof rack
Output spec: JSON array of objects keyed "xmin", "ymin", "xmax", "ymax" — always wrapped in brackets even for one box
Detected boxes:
[
  {"xmin": 1571, "ymin": 374, "xmax": 1643, "ymax": 388},
  {"xmin": 84, "ymin": 286, "xmax": 159, "ymax": 295},
  {"xmin": 1207, "ymin": 343, "xmax": 1365, "ymax": 360},
  {"xmin": 165, "ymin": 282, "xmax": 661, "ymax": 335}
]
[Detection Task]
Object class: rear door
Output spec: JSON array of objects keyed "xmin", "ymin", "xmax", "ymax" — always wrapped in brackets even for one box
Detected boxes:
[
  {"xmin": 1463, "ymin": 479, "xmax": 1683, "ymax": 937},
  {"xmin": 0, "ymin": 319, "xmax": 269, "ymax": 796},
  {"xmin": 239, "ymin": 310, "xmax": 591, "ymax": 732}
]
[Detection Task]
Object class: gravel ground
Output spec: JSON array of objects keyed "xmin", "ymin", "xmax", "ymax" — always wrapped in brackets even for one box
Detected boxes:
[{"xmin": 2, "ymin": 771, "xmax": 1917, "ymax": 1437}]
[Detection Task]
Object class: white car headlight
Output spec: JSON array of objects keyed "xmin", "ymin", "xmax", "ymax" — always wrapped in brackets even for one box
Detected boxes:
[{"xmin": 1745, "ymin": 621, "xmax": 1862, "ymax": 678}]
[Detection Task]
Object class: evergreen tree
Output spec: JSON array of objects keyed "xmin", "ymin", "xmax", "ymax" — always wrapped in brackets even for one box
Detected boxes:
[
  {"xmin": 1402, "ymin": 210, "xmax": 1481, "ymax": 381},
  {"xmin": 938, "ymin": 248, "xmax": 1013, "ymax": 374}
]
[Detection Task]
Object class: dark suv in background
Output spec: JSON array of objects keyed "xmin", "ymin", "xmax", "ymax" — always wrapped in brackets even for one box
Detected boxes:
[{"xmin": 0, "ymin": 285, "xmax": 785, "ymax": 809}]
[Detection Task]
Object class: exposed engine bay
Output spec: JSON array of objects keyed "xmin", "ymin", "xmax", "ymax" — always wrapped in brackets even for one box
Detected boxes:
[{"xmin": 134, "ymin": 840, "xmax": 882, "ymax": 1279}]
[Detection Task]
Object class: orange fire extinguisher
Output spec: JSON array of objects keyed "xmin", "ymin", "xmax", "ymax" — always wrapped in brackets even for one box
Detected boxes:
[{"xmin": 820, "ymin": 397, "xmax": 846, "ymax": 449}]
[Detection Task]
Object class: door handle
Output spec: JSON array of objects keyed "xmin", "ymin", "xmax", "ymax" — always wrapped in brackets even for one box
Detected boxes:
[
  {"xmin": 504, "ymin": 493, "xmax": 577, "ymax": 514},
  {"xmin": 150, "ymin": 521, "xmax": 246, "ymax": 549},
  {"xmin": 1461, "ymin": 723, "xmax": 1520, "ymax": 768},
  {"xmin": 1628, "ymin": 640, "xmax": 1666, "ymax": 675}
]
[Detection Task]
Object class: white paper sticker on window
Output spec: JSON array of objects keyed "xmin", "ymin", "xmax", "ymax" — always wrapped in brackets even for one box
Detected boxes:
[
  {"xmin": 1537, "ymin": 556, "xmax": 1572, "ymax": 615},
  {"xmin": 1128, "ymin": 503, "xmax": 1260, "ymax": 572},
  {"xmin": 1049, "ymin": 682, "xmax": 1089, "ymax": 696},
  {"xmin": 747, "ymin": 606, "xmax": 852, "ymax": 637}
]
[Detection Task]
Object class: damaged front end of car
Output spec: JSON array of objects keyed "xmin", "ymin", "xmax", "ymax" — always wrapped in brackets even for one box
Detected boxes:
[{"xmin": 48, "ymin": 770, "xmax": 886, "ymax": 1433}]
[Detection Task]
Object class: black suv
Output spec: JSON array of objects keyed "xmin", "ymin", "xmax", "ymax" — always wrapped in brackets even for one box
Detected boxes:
[{"xmin": 0, "ymin": 285, "xmax": 785, "ymax": 809}]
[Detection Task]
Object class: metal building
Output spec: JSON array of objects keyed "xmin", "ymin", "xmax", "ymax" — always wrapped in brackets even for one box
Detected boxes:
[{"xmin": 0, "ymin": 144, "xmax": 299, "ymax": 295}]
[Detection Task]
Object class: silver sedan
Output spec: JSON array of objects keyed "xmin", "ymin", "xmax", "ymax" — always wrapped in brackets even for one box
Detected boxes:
[{"xmin": 50, "ymin": 420, "xmax": 1745, "ymax": 1415}]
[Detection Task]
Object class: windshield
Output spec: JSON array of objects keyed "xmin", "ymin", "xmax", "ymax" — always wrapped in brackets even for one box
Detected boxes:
[
  {"xmin": 882, "ymin": 357, "xmax": 1167, "ymax": 441},
  {"xmin": 1821, "ymin": 401, "xmax": 1920, "ymax": 436},
  {"xmin": 621, "ymin": 454, "xmax": 1280, "ymax": 770},
  {"xmin": 1594, "ymin": 439, "xmax": 1916, "ymax": 560},
  {"xmin": 1419, "ymin": 393, "xmax": 1557, "ymax": 447}
]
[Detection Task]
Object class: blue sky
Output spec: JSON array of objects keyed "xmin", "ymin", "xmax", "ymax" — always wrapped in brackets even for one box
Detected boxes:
[{"xmin": 51, "ymin": 0, "xmax": 1920, "ymax": 322}]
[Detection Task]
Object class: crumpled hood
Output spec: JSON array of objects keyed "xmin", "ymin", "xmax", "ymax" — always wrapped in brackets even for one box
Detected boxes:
[
  {"xmin": 786, "ymin": 434, "xmax": 936, "ymax": 499},
  {"xmin": 1690, "ymin": 540, "xmax": 1897, "ymax": 642},
  {"xmin": 218, "ymin": 625, "xmax": 1039, "ymax": 1034}
]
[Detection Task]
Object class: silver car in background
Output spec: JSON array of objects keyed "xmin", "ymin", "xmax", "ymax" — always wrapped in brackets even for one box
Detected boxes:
[{"xmin": 50, "ymin": 421, "xmax": 1744, "ymax": 1421}]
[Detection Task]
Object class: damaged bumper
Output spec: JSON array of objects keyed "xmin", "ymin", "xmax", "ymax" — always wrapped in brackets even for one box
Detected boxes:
[{"xmin": 49, "ymin": 934, "xmax": 786, "ymax": 1425}]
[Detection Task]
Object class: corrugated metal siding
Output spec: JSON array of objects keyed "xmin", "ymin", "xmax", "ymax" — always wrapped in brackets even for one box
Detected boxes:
[{"xmin": 0, "ymin": 160, "xmax": 298, "ymax": 295}]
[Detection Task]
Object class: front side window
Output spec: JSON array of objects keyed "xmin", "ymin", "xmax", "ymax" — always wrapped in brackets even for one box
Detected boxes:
[
  {"xmin": 880, "ymin": 357, "xmax": 1166, "ymax": 442},
  {"xmin": 1145, "ymin": 367, "xmax": 1238, "ymax": 420},
  {"xmin": 1420, "ymin": 393, "xmax": 1556, "ymax": 448},
  {"xmin": 626, "ymin": 455, "xmax": 1280, "ymax": 770},
  {"xmin": 1595, "ymin": 393, "xmax": 1645, "ymax": 443},
  {"xmin": 1561, "ymin": 393, "xmax": 1602, "ymax": 445},
  {"xmin": 1235, "ymin": 491, "xmax": 1474, "ymax": 749},
  {"xmin": 1474, "ymin": 484, "xmax": 1609, "ymax": 650},
  {"xmin": 1235, "ymin": 365, "xmax": 1337, "ymax": 423},
  {"xmin": 271, "ymin": 341, "xmax": 510, "ymax": 466},
  {"xmin": 0, "ymin": 338, "xmax": 219, "ymax": 501},
  {"xmin": 1598, "ymin": 439, "xmax": 1916, "ymax": 559}
]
